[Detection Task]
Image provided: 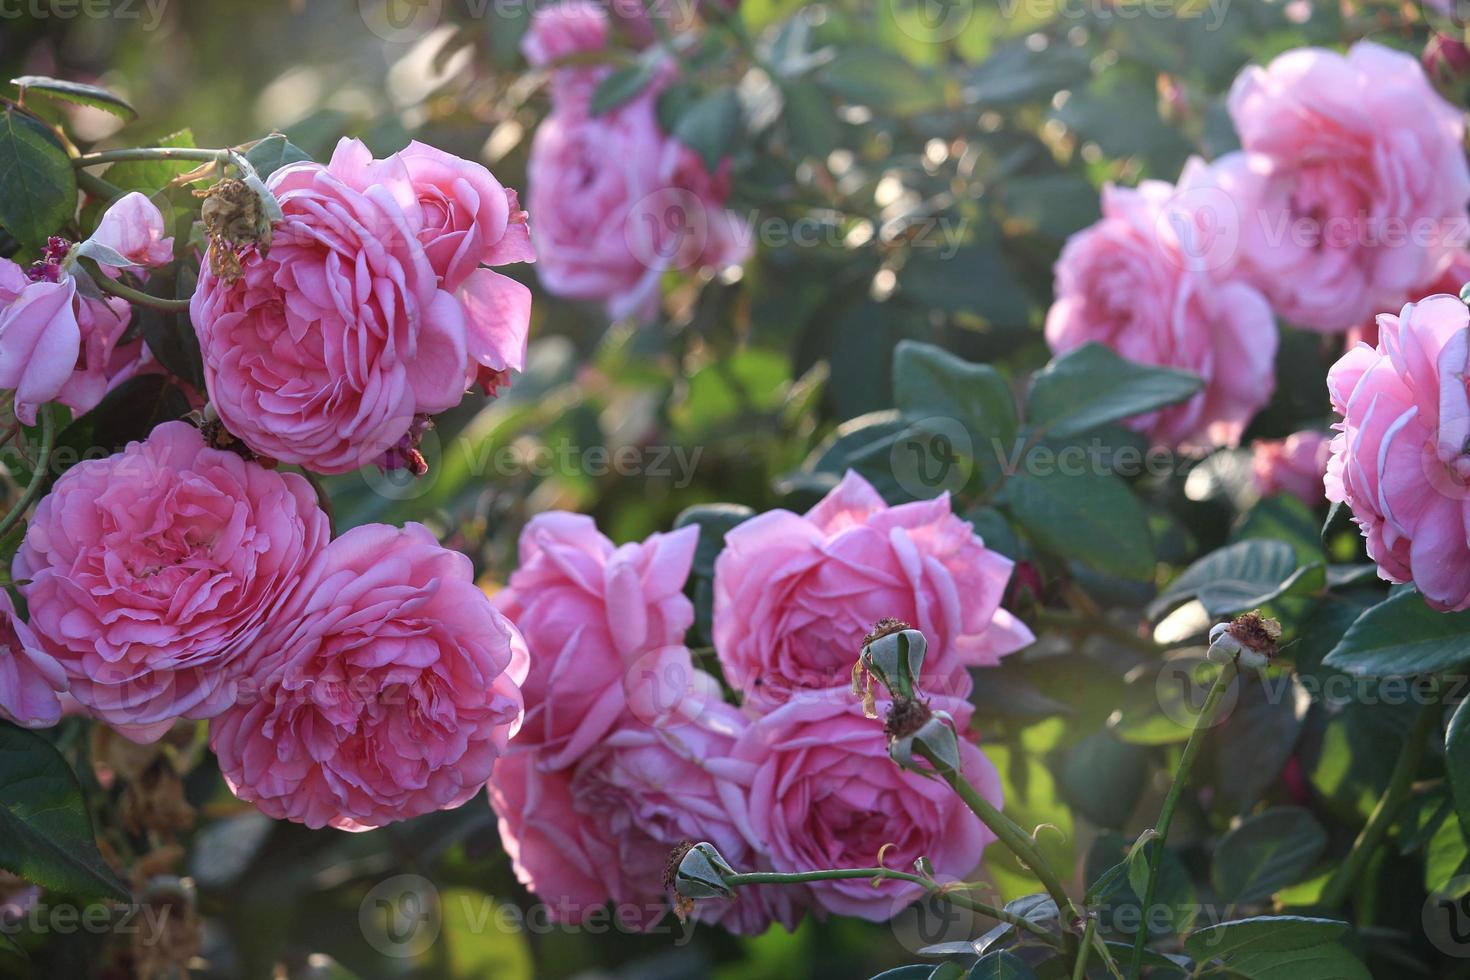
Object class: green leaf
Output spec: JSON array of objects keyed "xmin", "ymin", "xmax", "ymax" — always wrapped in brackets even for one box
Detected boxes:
[
  {"xmin": 1058, "ymin": 732, "xmax": 1147, "ymax": 830},
  {"xmin": 242, "ymin": 134, "xmax": 312, "ymax": 180},
  {"xmin": 0, "ymin": 108, "xmax": 77, "ymax": 248},
  {"xmin": 53, "ymin": 375, "xmax": 192, "ymax": 483},
  {"xmin": 100, "ymin": 128, "xmax": 198, "ymax": 196},
  {"xmin": 892, "ymin": 340, "xmax": 1017, "ymax": 443},
  {"xmin": 1447, "ymin": 698, "xmax": 1470, "ymax": 841},
  {"xmin": 966, "ymin": 950, "xmax": 1036, "ymax": 979},
  {"xmin": 1148, "ymin": 539, "xmax": 1298, "ymax": 620},
  {"xmin": 898, "ymin": 243, "xmax": 1034, "ymax": 328},
  {"xmin": 12, "ymin": 75, "xmax": 136, "ymax": 120},
  {"xmin": 1212, "ymin": 808, "xmax": 1328, "ymax": 906},
  {"xmin": 869, "ymin": 969, "xmax": 932, "ymax": 980},
  {"xmin": 966, "ymin": 40, "xmax": 1091, "ymax": 105},
  {"xmin": 134, "ymin": 265, "xmax": 204, "ymax": 390},
  {"xmin": 0, "ymin": 723, "xmax": 129, "ymax": 901},
  {"xmin": 591, "ymin": 60, "xmax": 662, "ymax": 116},
  {"xmin": 673, "ymin": 88, "xmax": 741, "ymax": 172},
  {"xmin": 780, "ymin": 79, "xmax": 837, "ymax": 162},
  {"xmin": 1003, "ymin": 468, "xmax": 1154, "ymax": 580},
  {"xmin": 1027, "ymin": 343, "xmax": 1203, "ymax": 440},
  {"xmin": 674, "ymin": 503, "xmax": 755, "ymax": 578},
  {"xmin": 820, "ymin": 46, "xmax": 943, "ymax": 115},
  {"xmin": 1182, "ymin": 917, "xmax": 1368, "ymax": 980},
  {"xmin": 1323, "ymin": 590, "xmax": 1470, "ymax": 677}
]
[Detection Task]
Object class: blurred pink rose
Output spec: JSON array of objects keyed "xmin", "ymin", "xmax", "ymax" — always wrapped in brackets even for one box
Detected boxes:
[
  {"xmin": 1347, "ymin": 249, "xmax": 1470, "ymax": 350},
  {"xmin": 712, "ymin": 471, "xmax": 1032, "ymax": 709},
  {"xmin": 494, "ymin": 513, "xmax": 701, "ymax": 770},
  {"xmin": 0, "ymin": 589, "xmax": 66, "ymax": 729},
  {"xmin": 523, "ymin": 0, "xmax": 614, "ymax": 114},
  {"xmin": 1327, "ymin": 294, "xmax": 1470, "ymax": 609},
  {"xmin": 1228, "ymin": 41, "xmax": 1470, "ymax": 332},
  {"xmin": 525, "ymin": 23, "xmax": 749, "ymax": 321},
  {"xmin": 191, "ymin": 139, "xmax": 472, "ymax": 473},
  {"xmin": 490, "ymin": 689, "xmax": 804, "ymax": 933},
  {"xmin": 211, "ymin": 523, "xmax": 526, "ymax": 830},
  {"xmin": 1046, "ymin": 157, "xmax": 1279, "ymax": 450},
  {"xmin": 1251, "ymin": 430, "xmax": 1331, "ymax": 505},
  {"xmin": 14, "ymin": 422, "xmax": 329, "ymax": 729},
  {"xmin": 724, "ymin": 695, "xmax": 997, "ymax": 921}
]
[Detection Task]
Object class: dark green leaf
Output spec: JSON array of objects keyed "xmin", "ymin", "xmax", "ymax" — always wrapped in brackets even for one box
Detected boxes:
[
  {"xmin": 1003, "ymin": 468, "xmax": 1154, "ymax": 580},
  {"xmin": 1323, "ymin": 590, "xmax": 1470, "ymax": 677},
  {"xmin": 99, "ymin": 128, "xmax": 198, "ymax": 196},
  {"xmin": 673, "ymin": 88, "xmax": 741, "ymax": 172},
  {"xmin": 1447, "ymin": 698, "xmax": 1470, "ymax": 841},
  {"xmin": 0, "ymin": 108, "xmax": 77, "ymax": 248},
  {"xmin": 966, "ymin": 950, "xmax": 1036, "ymax": 979},
  {"xmin": 242, "ymin": 134, "xmax": 312, "ymax": 180},
  {"xmin": 781, "ymin": 79, "xmax": 837, "ymax": 161},
  {"xmin": 1149, "ymin": 540, "xmax": 1299, "ymax": 620},
  {"xmin": 674, "ymin": 503, "xmax": 755, "ymax": 577},
  {"xmin": 591, "ymin": 60, "xmax": 662, "ymax": 116},
  {"xmin": 1059, "ymin": 732, "xmax": 1147, "ymax": 830},
  {"xmin": 821, "ymin": 47, "xmax": 943, "ymax": 115},
  {"xmin": 12, "ymin": 76, "xmax": 136, "ymax": 120},
  {"xmin": 1027, "ymin": 343, "xmax": 1203, "ymax": 440},
  {"xmin": 0, "ymin": 722, "xmax": 129, "ymax": 901},
  {"xmin": 54, "ymin": 375, "xmax": 192, "ymax": 482},
  {"xmin": 1182, "ymin": 917, "xmax": 1367, "ymax": 980},
  {"xmin": 892, "ymin": 340, "xmax": 1017, "ymax": 442},
  {"xmin": 1212, "ymin": 808, "xmax": 1328, "ymax": 906},
  {"xmin": 966, "ymin": 41, "xmax": 1091, "ymax": 105},
  {"xmin": 869, "ymin": 969, "xmax": 932, "ymax": 980}
]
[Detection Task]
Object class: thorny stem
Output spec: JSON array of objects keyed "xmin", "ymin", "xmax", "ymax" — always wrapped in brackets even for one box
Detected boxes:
[
  {"xmin": 0, "ymin": 407, "xmax": 55, "ymax": 541},
  {"xmin": 1125, "ymin": 660, "xmax": 1238, "ymax": 980},
  {"xmin": 76, "ymin": 258, "xmax": 191, "ymax": 312},
  {"xmin": 724, "ymin": 868, "xmax": 1061, "ymax": 946},
  {"xmin": 72, "ymin": 147, "xmax": 232, "ymax": 169}
]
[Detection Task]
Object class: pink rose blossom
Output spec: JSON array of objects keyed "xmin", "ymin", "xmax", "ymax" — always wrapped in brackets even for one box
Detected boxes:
[
  {"xmin": 490, "ymin": 688, "xmax": 803, "ymax": 933},
  {"xmin": 525, "ymin": 11, "xmax": 749, "ymax": 322},
  {"xmin": 522, "ymin": 1, "xmax": 613, "ymax": 114},
  {"xmin": 1347, "ymin": 249, "xmax": 1470, "ymax": 350},
  {"xmin": 0, "ymin": 589, "xmax": 66, "ymax": 729},
  {"xmin": 1251, "ymin": 431, "xmax": 1331, "ymax": 505},
  {"xmin": 1227, "ymin": 41, "xmax": 1470, "ymax": 332},
  {"xmin": 85, "ymin": 191, "xmax": 175, "ymax": 269},
  {"xmin": 1046, "ymin": 157, "xmax": 1279, "ymax": 450},
  {"xmin": 712, "ymin": 471, "xmax": 1032, "ymax": 709},
  {"xmin": 0, "ymin": 262, "xmax": 84, "ymax": 425},
  {"xmin": 493, "ymin": 513, "xmax": 700, "ymax": 770},
  {"xmin": 191, "ymin": 139, "xmax": 473, "ymax": 473},
  {"xmin": 1327, "ymin": 294, "xmax": 1470, "ymax": 610},
  {"xmin": 723, "ymin": 695, "xmax": 998, "ymax": 921},
  {"xmin": 14, "ymin": 422, "xmax": 329, "ymax": 729},
  {"xmin": 211, "ymin": 523, "xmax": 525, "ymax": 830}
]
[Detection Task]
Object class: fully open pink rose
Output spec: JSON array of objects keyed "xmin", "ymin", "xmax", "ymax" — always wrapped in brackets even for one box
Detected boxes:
[
  {"xmin": 1228, "ymin": 41, "xmax": 1470, "ymax": 332},
  {"xmin": 490, "ymin": 689, "xmax": 803, "ymax": 933},
  {"xmin": 191, "ymin": 139, "xmax": 472, "ymax": 473},
  {"xmin": 494, "ymin": 513, "xmax": 700, "ymax": 770},
  {"xmin": 1046, "ymin": 157, "xmax": 1279, "ymax": 450},
  {"xmin": 14, "ymin": 422, "xmax": 329, "ymax": 729},
  {"xmin": 1252, "ymin": 431, "xmax": 1331, "ymax": 505},
  {"xmin": 0, "ymin": 590, "xmax": 66, "ymax": 729},
  {"xmin": 713, "ymin": 472, "xmax": 1031, "ymax": 709},
  {"xmin": 525, "ymin": 15, "xmax": 749, "ymax": 321},
  {"xmin": 1327, "ymin": 294, "xmax": 1470, "ymax": 609},
  {"xmin": 723, "ymin": 695, "xmax": 997, "ymax": 921},
  {"xmin": 211, "ymin": 523, "xmax": 525, "ymax": 830}
]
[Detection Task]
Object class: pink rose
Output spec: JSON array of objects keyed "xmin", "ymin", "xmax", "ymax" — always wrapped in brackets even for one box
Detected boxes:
[
  {"xmin": 493, "ymin": 513, "xmax": 700, "ymax": 770},
  {"xmin": 1046, "ymin": 157, "xmax": 1279, "ymax": 450},
  {"xmin": 723, "ymin": 695, "xmax": 998, "ymax": 921},
  {"xmin": 1326, "ymin": 294, "xmax": 1470, "ymax": 609},
  {"xmin": 14, "ymin": 422, "xmax": 329, "ymax": 729},
  {"xmin": 1228, "ymin": 41, "xmax": 1470, "ymax": 332},
  {"xmin": 210, "ymin": 523, "xmax": 525, "ymax": 830},
  {"xmin": 0, "ymin": 262, "xmax": 84, "ymax": 425},
  {"xmin": 191, "ymin": 139, "xmax": 473, "ymax": 473},
  {"xmin": 522, "ymin": 1, "xmax": 614, "ymax": 115},
  {"xmin": 0, "ymin": 590, "xmax": 66, "ymax": 729},
  {"xmin": 489, "ymin": 689, "xmax": 803, "ymax": 933},
  {"xmin": 713, "ymin": 472, "xmax": 1032, "ymax": 709},
  {"xmin": 1251, "ymin": 431, "xmax": 1331, "ymax": 505},
  {"xmin": 83, "ymin": 191, "xmax": 175, "ymax": 270},
  {"xmin": 1347, "ymin": 249, "xmax": 1470, "ymax": 350},
  {"xmin": 527, "ymin": 62, "xmax": 750, "ymax": 321}
]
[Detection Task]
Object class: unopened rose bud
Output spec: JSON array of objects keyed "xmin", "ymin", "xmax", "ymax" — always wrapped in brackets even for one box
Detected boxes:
[
  {"xmin": 852, "ymin": 620, "xmax": 927, "ymax": 717},
  {"xmin": 666, "ymin": 841, "xmax": 736, "ymax": 922},
  {"xmin": 1425, "ymin": 33, "xmax": 1470, "ymax": 84}
]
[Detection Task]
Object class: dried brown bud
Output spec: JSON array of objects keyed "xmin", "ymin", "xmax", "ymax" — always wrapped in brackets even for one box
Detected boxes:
[
  {"xmin": 883, "ymin": 696, "xmax": 933, "ymax": 741},
  {"xmin": 197, "ymin": 177, "xmax": 275, "ymax": 284},
  {"xmin": 863, "ymin": 617, "xmax": 911, "ymax": 648}
]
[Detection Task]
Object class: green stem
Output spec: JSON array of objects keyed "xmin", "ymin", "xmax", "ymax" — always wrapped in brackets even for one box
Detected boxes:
[
  {"xmin": 1074, "ymin": 915, "xmax": 1097, "ymax": 980},
  {"xmin": 72, "ymin": 147, "xmax": 230, "ymax": 169},
  {"xmin": 0, "ymin": 408, "xmax": 55, "ymax": 540},
  {"xmin": 725, "ymin": 868, "xmax": 1059, "ymax": 946},
  {"xmin": 914, "ymin": 742, "xmax": 1082, "ymax": 935},
  {"xmin": 1126, "ymin": 660, "xmax": 1237, "ymax": 980},
  {"xmin": 1319, "ymin": 697, "xmax": 1440, "ymax": 910},
  {"xmin": 76, "ymin": 258, "xmax": 191, "ymax": 312},
  {"xmin": 75, "ymin": 168, "xmax": 125, "ymax": 204}
]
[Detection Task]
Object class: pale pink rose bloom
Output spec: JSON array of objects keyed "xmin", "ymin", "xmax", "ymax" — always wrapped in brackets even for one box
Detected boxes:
[
  {"xmin": 0, "ymin": 262, "xmax": 83, "ymax": 425},
  {"xmin": 493, "ymin": 513, "xmax": 700, "ymax": 770},
  {"xmin": 1046, "ymin": 156, "xmax": 1279, "ymax": 451},
  {"xmin": 1251, "ymin": 431, "xmax": 1332, "ymax": 505},
  {"xmin": 191, "ymin": 138, "xmax": 471, "ymax": 474},
  {"xmin": 526, "ymin": 50, "xmax": 750, "ymax": 321},
  {"xmin": 85, "ymin": 191, "xmax": 175, "ymax": 269},
  {"xmin": 14, "ymin": 422, "xmax": 329, "ymax": 730},
  {"xmin": 713, "ymin": 471, "xmax": 1032, "ymax": 709},
  {"xmin": 722, "ymin": 694, "xmax": 997, "ymax": 921},
  {"xmin": 1327, "ymin": 294, "xmax": 1470, "ymax": 610},
  {"xmin": 522, "ymin": 0, "xmax": 614, "ymax": 115},
  {"xmin": 0, "ymin": 589, "xmax": 66, "ymax": 729},
  {"xmin": 211, "ymin": 523, "xmax": 526, "ymax": 831},
  {"xmin": 1227, "ymin": 41, "xmax": 1470, "ymax": 332},
  {"xmin": 489, "ymin": 687, "xmax": 804, "ymax": 933}
]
